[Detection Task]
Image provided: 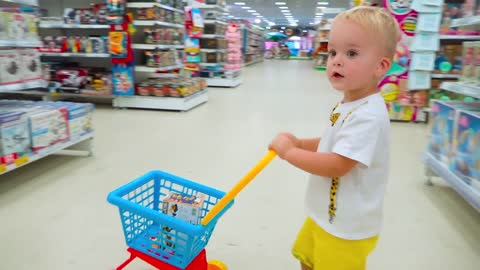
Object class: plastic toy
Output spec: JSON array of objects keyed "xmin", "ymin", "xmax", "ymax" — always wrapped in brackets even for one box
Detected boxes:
[
  {"xmin": 108, "ymin": 150, "xmax": 277, "ymax": 270},
  {"xmin": 56, "ymin": 68, "xmax": 89, "ymax": 88}
]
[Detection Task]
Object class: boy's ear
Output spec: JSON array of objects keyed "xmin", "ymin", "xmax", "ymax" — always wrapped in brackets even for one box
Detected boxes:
[{"xmin": 376, "ymin": 57, "xmax": 391, "ymax": 78}]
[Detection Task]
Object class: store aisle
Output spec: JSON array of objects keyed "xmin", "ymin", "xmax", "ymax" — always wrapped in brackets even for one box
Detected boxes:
[{"xmin": 0, "ymin": 60, "xmax": 478, "ymax": 270}]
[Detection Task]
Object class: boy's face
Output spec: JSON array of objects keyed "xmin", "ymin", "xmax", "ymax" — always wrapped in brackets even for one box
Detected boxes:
[{"xmin": 327, "ymin": 19, "xmax": 390, "ymax": 92}]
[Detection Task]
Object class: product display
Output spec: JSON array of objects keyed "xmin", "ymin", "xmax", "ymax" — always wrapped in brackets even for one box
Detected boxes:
[
  {"xmin": 440, "ymin": 1, "xmax": 480, "ymax": 35},
  {"xmin": 136, "ymin": 77, "xmax": 206, "ymax": 97},
  {"xmin": 144, "ymin": 28, "xmax": 183, "ymax": 45},
  {"xmin": 0, "ymin": 49, "xmax": 42, "ymax": 86},
  {"xmin": 132, "ymin": 5, "xmax": 183, "ymax": 24},
  {"xmin": 38, "ymin": 35, "xmax": 109, "ymax": 54},
  {"xmin": 434, "ymin": 44, "xmax": 463, "ymax": 75},
  {"xmin": 242, "ymin": 25, "xmax": 264, "ymax": 66},
  {"xmin": 0, "ymin": 10, "xmax": 40, "ymax": 44},
  {"xmin": 62, "ymin": 4, "xmax": 108, "ymax": 25},
  {"xmin": 144, "ymin": 49, "xmax": 181, "ymax": 67},
  {"xmin": 224, "ymin": 23, "xmax": 242, "ymax": 70}
]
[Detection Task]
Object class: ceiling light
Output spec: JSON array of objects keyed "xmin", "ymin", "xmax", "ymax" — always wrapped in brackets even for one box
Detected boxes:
[
  {"xmin": 266, "ymin": 26, "xmax": 271, "ymax": 29},
  {"xmin": 256, "ymin": 16, "xmax": 263, "ymax": 18},
  {"xmin": 309, "ymin": 22, "xmax": 314, "ymax": 25},
  {"xmin": 281, "ymin": 10, "xmax": 290, "ymax": 13},
  {"xmin": 275, "ymin": 2, "xmax": 286, "ymax": 5},
  {"xmin": 316, "ymin": 13, "xmax": 324, "ymax": 15},
  {"xmin": 247, "ymin": 10, "xmax": 256, "ymax": 13},
  {"xmin": 280, "ymin": 30, "xmax": 284, "ymax": 32},
  {"xmin": 228, "ymin": 15, "xmax": 234, "ymax": 18},
  {"xmin": 279, "ymin": 7, "xmax": 289, "ymax": 9},
  {"xmin": 317, "ymin": 1, "xmax": 329, "ymax": 5},
  {"xmin": 269, "ymin": 22, "xmax": 275, "ymax": 26},
  {"xmin": 303, "ymin": 30, "xmax": 308, "ymax": 32},
  {"xmin": 254, "ymin": 18, "xmax": 261, "ymax": 23},
  {"xmin": 234, "ymin": 2, "xmax": 246, "ymax": 5},
  {"xmin": 241, "ymin": 6, "xmax": 250, "ymax": 9},
  {"xmin": 281, "ymin": 26, "xmax": 286, "ymax": 29},
  {"xmin": 290, "ymin": 23, "xmax": 298, "ymax": 26}
]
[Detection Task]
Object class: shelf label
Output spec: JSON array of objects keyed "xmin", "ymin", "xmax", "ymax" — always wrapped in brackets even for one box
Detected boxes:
[
  {"xmin": 410, "ymin": 52, "xmax": 436, "ymax": 71},
  {"xmin": 416, "ymin": 13, "xmax": 442, "ymax": 32},
  {"xmin": 0, "ymin": 164, "xmax": 6, "ymax": 173},
  {"xmin": 412, "ymin": 32, "xmax": 439, "ymax": 51},
  {"xmin": 408, "ymin": 71, "xmax": 431, "ymax": 90},
  {"xmin": 15, "ymin": 156, "xmax": 29, "ymax": 167}
]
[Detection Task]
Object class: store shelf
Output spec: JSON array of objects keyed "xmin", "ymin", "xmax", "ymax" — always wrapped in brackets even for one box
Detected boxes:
[
  {"xmin": 439, "ymin": 35, "xmax": 480, "ymax": 40},
  {"xmin": 206, "ymin": 77, "xmax": 242, "ymax": 88},
  {"xmin": 431, "ymin": 73, "xmax": 460, "ymax": 79},
  {"xmin": 0, "ymin": 0, "xmax": 38, "ymax": 6},
  {"xmin": 440, "ymin": 81, "xmax": 480, "ymax": 99},
  {"xmin": 200, "ymin": 62, "xmax": 224, "ymax": 67},
  {"xmin": 133, "ymin": 20, "xmax": 183, "ymax": 28},
  {"xmin": 0, "ymin": 40, "xmax": 42, "ymax": 47},
  {"xmin": 425, "ymin": 153, "xmax": 480, "ymax": 211},
  {"xmin": 0, "ymin": 80, "xmax": 47, "ymax": 93},
  {"xmin": 113, "ymin": 90, "xmax": 208, "ymax": 111},
  {"xmin": 196, "ymin": 4, "xmax": 228, "ymax": 12},
  {"xmin": 201, "ymin": 34, "xmax": 225, "ymax": 39},
  {"xmin": 39, "ymin": 22, "xmax": 110, "ymax": 29},
  {"xmin": 127, "ymin": 2, "xmax": 184, "ymax": 13},
  {"xmin": 244, "ymin": 59, "xmax": 264, "ymax": 67},
  {"xmin": 451, "ymin": 16, "xmax": 480, "ymax": 27},
  {"xmin": 200, "ymin": 49, "xmax": 226, "ymax": 53},
  {"xmin": 41, "ymin": 52, "xmax": 110, "ymax": 58},
  {"xmin": 135, "ymin": 64, "xmax": 184, "ymax": 72},
  {"xmin": 204, "ymin": 20, "xmax": 227, "ymax": 25},
  {"xmin": 0, "ymin": 132, "xmax": 94, "ymax": 176},
  {"xmin": 132, "ymin": 44, "xmax": 184, "ymax": 50}
]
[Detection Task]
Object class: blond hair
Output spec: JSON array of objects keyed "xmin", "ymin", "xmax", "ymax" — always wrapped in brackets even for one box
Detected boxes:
[{"xmin": 335, "ymin": 6, "xmax": 401, "ymax": 60}]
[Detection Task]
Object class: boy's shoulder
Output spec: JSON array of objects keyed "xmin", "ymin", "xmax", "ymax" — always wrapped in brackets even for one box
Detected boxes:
[{"xmin": 343, "ymin": 94, "xmax": 389, "ymax": 126}]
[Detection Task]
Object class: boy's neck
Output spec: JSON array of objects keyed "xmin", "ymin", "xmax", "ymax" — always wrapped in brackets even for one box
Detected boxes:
[{"xmin": 342, "ymin": 87, "xmax": 379, "ymax": 103}]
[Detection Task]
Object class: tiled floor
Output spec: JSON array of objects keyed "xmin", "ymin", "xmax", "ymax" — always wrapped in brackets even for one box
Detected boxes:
[{"xmin": 0, "ymin": 60, "xmax": 478, "ymax": 270}]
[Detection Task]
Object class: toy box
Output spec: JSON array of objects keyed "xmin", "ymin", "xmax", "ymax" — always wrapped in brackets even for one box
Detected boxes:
[
  {"xmin": 451, "ymin": 110, "xmax": 480, "ymax": 185},
  {"xmin": 429, "ymin": 100, "xmax": 480, "ymax": 163},
  {"xmin": 18, "ymin": 49, "xmax": 42, "ymax": 82},
  {"xmin": 0, "ymin": 111, "xmax": 30, "ymax": 156},
  {"xmin": 0, "ymin": 50, "xmax": 22, "ymax": 85},
  {"xmin": 461, "ymin": 42, "xmax": 476, "ymax": 83},
  {"xmin": 161, "ymin": 192, "xmax": 205, "ymax": 225}
]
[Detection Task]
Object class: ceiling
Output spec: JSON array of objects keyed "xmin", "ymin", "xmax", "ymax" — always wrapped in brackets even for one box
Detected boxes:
[{"xmin": 225, "ymin": 0, "xmax": 352, "ymax": 27}]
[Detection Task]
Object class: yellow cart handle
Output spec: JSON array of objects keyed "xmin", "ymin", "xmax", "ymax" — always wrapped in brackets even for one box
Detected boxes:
[{"xmin": 201, "ymin": 150, "xmax": 277, "ymax": 226}]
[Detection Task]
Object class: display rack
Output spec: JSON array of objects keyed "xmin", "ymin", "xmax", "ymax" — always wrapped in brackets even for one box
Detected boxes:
[
  {"xmin": 439, "ymin": 82, "xmax": 480, "ymax": 99},
  {"xmin": 425, "ymin": 153, "xmax": 480, "ymax": 211},
  {"xmin": 312, "ymin": 22, "xmax": 330, "ymax": 71},
  {"xmin": 113, "ymin": 89, "xmax": 208, "ymax": 111},
  {"xmin": 0, "ymin": 132, "xmax": 94, "ymax": 176},
  {"xmin": 242, "ymin": 26, "xmax": 265, "ymax": 66}
]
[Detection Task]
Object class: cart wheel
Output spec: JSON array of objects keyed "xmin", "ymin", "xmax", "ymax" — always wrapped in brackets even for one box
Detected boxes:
[{"xmin": 208, "ymin": 259, "xmax": 228, "ymax": 270}]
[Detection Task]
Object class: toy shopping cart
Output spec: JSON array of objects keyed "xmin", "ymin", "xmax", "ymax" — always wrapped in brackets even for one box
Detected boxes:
[{"xmin": 107, "ymin": 150, "xmax": 276, "ymax": 270}]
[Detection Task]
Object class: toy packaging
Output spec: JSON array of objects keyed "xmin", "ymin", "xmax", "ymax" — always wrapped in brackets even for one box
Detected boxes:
[
  {"xmin": 0, "ymin": 111, "xmax": 30, "ymax": 156},
  {"xmin": 18, "ymin": 49, "xmax": 42, "ymax": 82},
  {"xmin": 161, "ymin": 192, "xmax": 206, "ymax": 225},
  {"xmin": 112, "ymin": 64, "xmax": 134, "ymax": 96},
  {"xmin": 461, "ymin": 42, "xmax": 476, "ymax": 83},
  {"xmin": 0, "ymin": 50, "xmax": 22, "ymax": 85},
  {"xmin": 451, "ymin": 110, "xmax": 480, "ymax": 186},
  {"xmin": 109, "ymin": 31, "xmax": 128, "ymax": 59}
]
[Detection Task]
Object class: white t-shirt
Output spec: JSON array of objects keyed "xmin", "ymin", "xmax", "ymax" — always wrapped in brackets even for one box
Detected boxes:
[{"xmin": 305, "ymin": 93, "xmax": 390, "ymax": 240}]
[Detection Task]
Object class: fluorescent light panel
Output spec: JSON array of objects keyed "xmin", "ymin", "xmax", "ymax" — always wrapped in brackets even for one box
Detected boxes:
[
  {"xmin": 279, "ymin": 7, "xmax": 289, "ymax": 9},
  {"xmin": 275, "ymin": 2, "xmax": 286, "ymax": 5},
  {"xmin": 318, "ymin": 1, "xmax": 329, "ymax": 5},
  {"xmin": 241, "ymin": 6, "xmax": 250, "ymax": 9},
  {"xmin": 234, "ymin": 2, "xmax": 245, "ymax": 5}
]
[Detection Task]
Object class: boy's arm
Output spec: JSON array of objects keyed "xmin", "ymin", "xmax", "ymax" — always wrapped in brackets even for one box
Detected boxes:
[
  {"xmin": 284, "ymin": 148, "xmax": 357, "ymax": 178},
  {"xmin": 270, "ymin": 133, "xmax": 356, "ymax": 177},
  {"xmin": 299, "ymin": 138, "xmax": 321, "ymax": 152}
]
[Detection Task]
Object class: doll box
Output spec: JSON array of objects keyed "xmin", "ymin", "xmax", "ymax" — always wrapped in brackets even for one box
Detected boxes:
[
  {"xmin": 450, "ymin": 110, "xmax": 480, "ymax": 185},
  {"xmin": 0, "ymin": 111, "xmax": 30, "ymax": 156},
  {"xmin": 18, "ymin": 49, "xmax": 42, "ymax": 82},
  {"xmin": 161, "ymin": 192, "xmax": 206, "ymax": 225},
  {"xmin": 0, "ymin": 50, "xmax": 22, "ymax": 85}
]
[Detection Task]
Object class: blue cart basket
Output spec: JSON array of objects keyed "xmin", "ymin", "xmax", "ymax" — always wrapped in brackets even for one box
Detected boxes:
[{"xmin": 107, "ymin": 170, "xmax": 234, "ymax": 269}]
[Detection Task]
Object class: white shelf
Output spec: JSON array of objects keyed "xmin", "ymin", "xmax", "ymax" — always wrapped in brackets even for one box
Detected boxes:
[
  {"xmin": 440, "ymin": 82, "xmax": 480, "ymax": 99},
  {"xmin": 206, "ymin": 77, "xmax": 242, "ymax": 88},
  {"xmin": 204, "ymin": 20, "xmax": 227, "ymax": 25},
  {"xmin": 132, "ymin": 44, "xmax": 184, "ymax": 50},
  {"xmin": 425, "ymin": 153, "xmax": 480, "ymax": 211},
  {"xmin": 127, "ymin": 3, "xmax": 184, "ymax": 13},
  {"xmin": 201, "ymin": 34, "xmax": 225, "ymax": 39},
  {"xmin": 113, "ymin": 90, "xmax": 208, "ymax": 111},
  {"xmin": 451, "ymin": 16, "xmax": 480, "ymax": 27},
  {"xmin": 200, "ymin": 62, "xmax": 224, "ymax": 67},
  {"xmin": 439, "ymin": 35, "xmax": 480, "ymax": 40},
  {"xmin": 200, "ymin": 49, "xmax": 226, "ymax": 53},
  {"xmin": 41, "ymin": 52, "xmax": 110, "ymax": 58},
  {"xmin": 431, "ymin": 73, "xmax": 460, "ymax": 79},
  {"xmin": 0, "ymin": 0, "xmax": 38, "ymax": 6},
  {"xmin": 244, "ymin": 59, "xmax": 264, "ymax": 67},
  {"xmin": 133, "ymin": 20, "xmax": 183, "ymax": 28},
  {"xmin": 196, "ymin": 4, "xmax": 228, "ymax": 12},
  {"xmin": 0, "ymin": 40, "xmax": 42, "ymax": 47},
  {"xmin": 135, "ymin": 64, "xmax": 184, "ymax": 72},
  {"xmin": 39, "ymin": 22, "xmax": 110, "ymax": 29},
  {"xmin": 317, "ymin": 27, "xmax": 331, "ymax": 31},
  {"xmin": 0, "ymin": 80, "xmax": 47, "ymax": 93},
  {"xmin": 0, "ymin": 132, "xmax": 94, "ymax": 176}
]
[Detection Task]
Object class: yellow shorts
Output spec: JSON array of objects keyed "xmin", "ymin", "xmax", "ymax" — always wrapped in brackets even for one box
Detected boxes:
[{"xmin": 292, "ymin": 217, "xmax": 379, "ymax": 270}]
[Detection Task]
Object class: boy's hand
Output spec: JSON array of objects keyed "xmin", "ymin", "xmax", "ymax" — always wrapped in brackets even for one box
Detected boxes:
[{"xmin": 269, "ymin": 133, "xmax": 297, "ymax": 159}]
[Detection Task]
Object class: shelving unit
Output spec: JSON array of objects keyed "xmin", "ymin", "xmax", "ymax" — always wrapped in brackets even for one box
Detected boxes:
[
  {"xmin": 425, "ymin": 153, "xmax": 480, "ymax": 211},
  {"xmin": 0, "ymin": 80, "xmax": 48, "ymax": 92},
  {"xmin": 39, "ymin": 22, "xmax": 110, "ymax": 29},
  {"xmin": 451, "ymin": 15, "xmax": 480, "ymax": 27},
  {"xmin": 126, "ymin": 2, "xmax": 184, "ymax": 13},
  {"xmin": 135, "ymin": 64, "xmax": 184, "ymax": 73},
  {"xmin": 40, "ymin": 52, "xmax": 110, "ymax": 58},
  {"xmin": 132, "ymin": 44, "xmax": 184, "ymax": 50},
  {"xmin": 0, "ymin": 132, "xmax": 94, "ymax": 175},
  {"xmin": 313, "ymin": 23, "xmax": 330, "ymax": 70},
  {"xmin": 113, "ymin": 89, "xmax": 208, "ymax": 111},
  {"xmin": 439, "ymin": 82, "xmax": 480, "ymax": 99},
  {"xmin": 242, "ymin": 26, "xmax": 265, "ymax": 67},
  {"xmin": 133, "ymin": 20, "xmax": 184, "ymax": 28}
]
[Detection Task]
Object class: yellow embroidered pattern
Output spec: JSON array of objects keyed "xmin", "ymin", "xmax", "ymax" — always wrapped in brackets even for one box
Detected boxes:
[{"xmin": 327, "ymin": 100, "xmax": 369, "ymax": 224}]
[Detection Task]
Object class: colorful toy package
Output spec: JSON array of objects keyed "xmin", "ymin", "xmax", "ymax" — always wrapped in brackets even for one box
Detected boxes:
[
  {"xmin": 451, "ymin": 110, "xmax": 480, "ymax": 186},
  {"xmin": 0, "ymin": 111, "xmax": 30, "ymax": 157},
  {"xmin": 112, "ymin": 63, "xmax": 134, "ymax": 96},
  {"xmin": 162, "ymin": 192, "xmax": 206, "ymax": 225}
]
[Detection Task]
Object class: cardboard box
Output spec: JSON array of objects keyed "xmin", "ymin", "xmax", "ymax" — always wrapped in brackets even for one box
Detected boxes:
[
  {"xmin": 0, "ymin": 111, "xmax": 30, "ymax": 156},
  {"xmin": 18, "ymin": 49, "xmax": 42, "ymax": 82},
  {"xmin": 162, "ymin": 192, "xmax": 205, "ymax": 225},
  {"xmin": 0, "ymin": 50, "xmax": 22, "ymax": 85},
  {"xmin": 461, "ymin": 42, "xmax": 476, "ymax": 83}
]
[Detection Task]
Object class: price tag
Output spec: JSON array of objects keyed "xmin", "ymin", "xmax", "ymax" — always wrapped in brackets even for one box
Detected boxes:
[
  {"xmin": 14, "ymin": 156, "xmax": 29, "ymax": 167},
  {"xmin": 412, "ymin": 33, "xmax": 439, "ymax": 51},
  {"xmin": 410, "ymin": 52, "xmax": 436, "ymax": 71},
  {"xmin": 416, "ymin": 13, "xmax": 442, "ymax": 32},
  {"xmin": 0, "ymin": 164, "xmax": 6, "ymax": 173},
  {"xmin": 423, "ymin": 0, "xmax": 443, "ymax": 7},
  {"xmin": 408, "ymin": 71, "xmax": 431, "ymax": 90}
]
